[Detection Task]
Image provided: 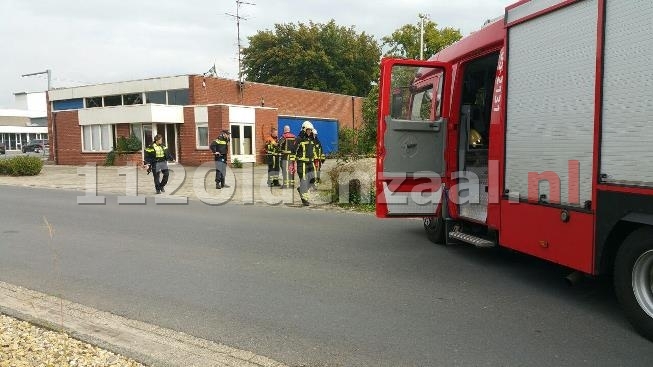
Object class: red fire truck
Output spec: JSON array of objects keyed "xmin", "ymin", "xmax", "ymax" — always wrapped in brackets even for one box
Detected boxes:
[{"xmin": 376, "ymin": 0, "xmax": 653, "ymax": 341}]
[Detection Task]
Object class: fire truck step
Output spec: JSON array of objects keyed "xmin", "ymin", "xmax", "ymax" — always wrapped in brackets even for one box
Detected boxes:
[{"xmin": 448, "ymin": 231, "xmax": 496, "ymax": 248}]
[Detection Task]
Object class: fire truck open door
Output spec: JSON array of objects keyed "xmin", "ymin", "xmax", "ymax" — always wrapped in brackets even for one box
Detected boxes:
[{"xmin": 376, "ymin": 59, "xmax": 451, "ymax": 218}]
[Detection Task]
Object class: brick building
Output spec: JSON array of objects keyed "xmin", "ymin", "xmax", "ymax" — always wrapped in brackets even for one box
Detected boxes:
[{"xmin": 47, "ymin": 75, "xmax": 363, "ymax": 165}]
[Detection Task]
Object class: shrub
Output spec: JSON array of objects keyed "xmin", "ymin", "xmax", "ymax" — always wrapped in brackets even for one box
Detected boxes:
[
  {"xmin": 0, "ymin": 156, "xmax": 44, "ymax": 176},
  {"xmin": 105, "ymin": 150, "xmax": 117, "ymax": 166},
  {"xmin": 326, "ymin": 158, "xmax": 375, "ymax": 210},
  {"xmin": 334, "ymin": 127, "xmax": 376, "ymax": 161},
  {"xmin": 231, "ymin": 158, "xmax": 243, "ymax": 168},
  {"xmin": 105, "ymin": 134, "xmax": 142, "ymax": 166},
  {"xmin": 116, "ymin": 134, "xmax": 142, "ymax": 153}
]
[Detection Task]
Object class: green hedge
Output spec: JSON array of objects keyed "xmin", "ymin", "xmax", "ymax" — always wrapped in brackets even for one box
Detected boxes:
[{"xmin": 0, "ymin": 156, "xmax": 44, "ymax": 176}]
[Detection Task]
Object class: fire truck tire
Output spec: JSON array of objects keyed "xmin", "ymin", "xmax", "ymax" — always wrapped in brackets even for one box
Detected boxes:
[
  {"xmin": 423, "ymin": 216, "xmax": 445, "ymax": 245},
  {"xmin": 614, "ymin": 226, "xmax": 653, "ymax": 342}
]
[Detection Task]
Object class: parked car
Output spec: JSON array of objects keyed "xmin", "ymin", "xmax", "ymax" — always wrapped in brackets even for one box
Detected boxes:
[
  {"xmin": 0, "ymin": 143, "xmax": 5, "ymax": 154},
  {"xmin": 22, "ymin": 139, "xmax": 48, "ymax": 153}
]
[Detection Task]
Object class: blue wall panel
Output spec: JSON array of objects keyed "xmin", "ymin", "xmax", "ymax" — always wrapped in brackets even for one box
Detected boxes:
[
  {"xmin": 277, "ymin": 117, "xmax": 338, "ymax": 154},
  {"xmin": 52, "ymin": 98, "xmax": 84, "ymax": 111}
]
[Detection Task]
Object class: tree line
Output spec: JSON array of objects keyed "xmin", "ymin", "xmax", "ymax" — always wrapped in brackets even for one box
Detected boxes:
[{"xmin": 241, "ymin": 15, "xmax": 463, "ymax": 155}]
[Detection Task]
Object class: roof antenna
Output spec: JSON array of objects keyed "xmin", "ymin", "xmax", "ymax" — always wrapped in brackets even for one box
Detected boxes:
[{"xmin": 226, "ymin": 0, "xmax": 255, "ymax": 102}]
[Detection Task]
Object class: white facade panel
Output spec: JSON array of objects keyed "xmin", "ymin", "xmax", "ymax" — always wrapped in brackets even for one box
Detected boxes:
[
  {"xmin": 14, "ymin": 92, "xmax": 47, "ymax": 112},
  {"xmin": 506, "ymin": 0, "xmax": 567, "ymax": 24},
  {"xmin": 78, "ymin": 105, "xmax": 184, "ymax": 125},
  {"xmin": 194, "ymin": 106, "xmax": 208, "ymax": 123},
  {"xmin": 505, "ymin": 0, "xmax": 597, "ymax": 205},
  {"xmin": 229, "ymin": 106, "xmax": 255, "ymax": 124},
  {"xmin": 600, "ymin": 1, "xmax": 653, "ymax": 186},
  {"xmin": 0, "ymin": 126, "xmax": 48, "ymax": 134},
  {"xmin": 150, "ymin": 105, "xmax": 185, "ymax": 124},
  {"xmin": 49, "ymin": 76, "xmax": 189, "ymax": 101}
]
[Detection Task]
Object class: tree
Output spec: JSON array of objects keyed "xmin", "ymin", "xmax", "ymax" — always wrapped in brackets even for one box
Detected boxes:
[
  {"xmin": 242, "ymin": 20, "xmax": 381, "ymax": 97},
  {"xmin": 381, "ymin": 14, "xmax": 462, "ymax": 59},
  {"xmin": 356, "ymin": 17, "xmax": 462, "ymax": 154}
]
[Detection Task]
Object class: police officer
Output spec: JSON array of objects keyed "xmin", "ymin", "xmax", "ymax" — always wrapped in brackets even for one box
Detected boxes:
[
  {"xmin": 144, "ymin": 134, "xmax": 173, "ymax": 194},
  {"xmin": 277, "ymin": 125, "xmax": 297, "ymax": 188},
  {"xmin": 264, "ymin": 128, "xmax": 281, "ymax": 186},
  {"xmin": 210, "ymin": 130, "xmax": 231, "ymax": 189},
  {"xmin": 294, "ymin": 122, "xmax": 316, "ymax": 206}
]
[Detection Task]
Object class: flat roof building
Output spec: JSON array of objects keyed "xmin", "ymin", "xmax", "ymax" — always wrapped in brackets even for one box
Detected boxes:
[{"xmin": 47, "ymin": 75, "xmax": 363, "ymax": 165}]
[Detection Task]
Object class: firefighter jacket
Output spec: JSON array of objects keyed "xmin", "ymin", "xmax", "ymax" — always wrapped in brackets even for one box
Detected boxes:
[
  {"xmin": 277, "ymin": 132, "xmax": 297, "ymax": 160},
  {"xmin": 144, "ymin": 142, "xmax": 172, "ymax": 166},
  {"xmin": 210, "ymin": 134, "xmax": 229, "ymax": 160},
  {"xmin": 297, "ymin": 129, "xmax": 308, "ymax": 141},
  {"xmin": 264, "ymin": 136, "xmax": 279, "ymax": 155},
  {"xmin": 264, "ymin": 135, "xmax": 279, "ymax": 164},
  {"xmin": 314, "ymin": 136, "xmax": 326, "ymax": 162},
  {"xmin": 294, "ymin": 135, "xmax": 316, "ymax": 163}
]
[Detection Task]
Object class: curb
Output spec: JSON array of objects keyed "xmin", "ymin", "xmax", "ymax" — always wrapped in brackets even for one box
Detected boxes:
[{"xmin": 0, "ymin": 281, "xmax": 288, "ymax": 367}]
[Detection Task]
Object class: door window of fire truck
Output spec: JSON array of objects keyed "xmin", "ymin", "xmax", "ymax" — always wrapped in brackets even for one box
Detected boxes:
[{"xmin": 390, "ymin": 66, "xmax": 443, "ymax": 122}]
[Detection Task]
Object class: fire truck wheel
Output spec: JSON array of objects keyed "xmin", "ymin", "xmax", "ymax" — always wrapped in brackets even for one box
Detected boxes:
[
  {"xmin": 423, "ymin": 216, "xmax": 445, "ymax": 245},
  {"xmin": 614, "ymin": 226, "xmax": 653, "ymax": 342}
]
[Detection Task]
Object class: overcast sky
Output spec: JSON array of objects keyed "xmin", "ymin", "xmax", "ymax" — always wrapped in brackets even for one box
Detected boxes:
[{"xmin": 0, "ymin": 0, "xmax": 511, "ymax": 108}]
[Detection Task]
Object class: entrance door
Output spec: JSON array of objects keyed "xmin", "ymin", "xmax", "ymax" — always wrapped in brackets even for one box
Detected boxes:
[
  {"xmin": 230, "ymin": 123, "xmax": 255, "ymax": 163},
  {"xmin": 376, "ymin": 58, "xmax": 451, "ymax": 217},
  {"xmin": 131, "ymin": 123, "xmax": 177, "ymax": 161}
]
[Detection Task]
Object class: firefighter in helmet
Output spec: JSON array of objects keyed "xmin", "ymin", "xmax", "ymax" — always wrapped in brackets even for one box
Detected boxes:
[{"xmin": 294, "ymin": 122, "xmax": 317, "ymax": 206}]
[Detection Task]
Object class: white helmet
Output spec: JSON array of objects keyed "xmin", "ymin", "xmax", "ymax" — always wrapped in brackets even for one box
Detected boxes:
[
  {"xmin": 313, "ymin": 128, "xmax": 318, "ymax": 135},
  {"xmin": 303, "ymin": 121, "xmax": 314, "ymax": 130}
]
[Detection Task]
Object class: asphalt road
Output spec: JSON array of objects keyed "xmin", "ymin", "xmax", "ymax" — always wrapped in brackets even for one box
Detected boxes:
[{"xmin": 1, "ymin": 186, "xmax": 651, "ymax": 366}]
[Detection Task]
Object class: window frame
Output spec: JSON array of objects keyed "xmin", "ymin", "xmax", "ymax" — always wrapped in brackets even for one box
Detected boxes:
[
  {"xmin": 196, "ymin": 121, "xmax": 209, "ymax": 149},
  {"xmin": 81, "ymin": 124, "xmax": 114, "ymax": 152}
]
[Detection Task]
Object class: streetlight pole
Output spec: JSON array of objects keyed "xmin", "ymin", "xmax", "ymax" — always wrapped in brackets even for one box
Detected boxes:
[
  {"xmin": 21, "ymin": 69, "xmax": 51, "ymax": 91},
  {"xmin": 22, "ymin": 69, "xmax": 54, "ymax": 162},
  {"xmin": 420, "ymin": 16, "xmax": 425, "ymax": 60}
]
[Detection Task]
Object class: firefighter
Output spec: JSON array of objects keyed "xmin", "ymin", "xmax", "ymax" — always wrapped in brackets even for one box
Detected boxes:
[
  {"xmin": 210, "ymin": 129, "xmax": 231, "ymax": 189},
  {"xmin": 312, "ymin": 128, "xmax": 326, "ymax": 185},
  {"xmin": 277, "ymin": 125, "xmax": 297, "ymax": 188},
  {"xmin": 144, "ymin": 134, "xmax": 173, "ymax": 194},
  {"xmin": 264, "ymin": 128, "xmax": 281, "ymax": 186},
  {"xmin": 294, "ymin": 122, "xmax": 317, "ymax": 206}
]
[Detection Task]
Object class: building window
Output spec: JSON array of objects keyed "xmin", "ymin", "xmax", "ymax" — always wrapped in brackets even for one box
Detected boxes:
[
  {"xmin": 53, "ymin": 98, "xmax": 83, "ymax": 111},
  {"xmin": 145, "ymin": 91, "xmax": 166, "ymax": 104},
  {"xmin": 85, "ymin": 97, "xmax": 102, "ymax": 108},
  {"xmin": 167, "ymin": 89, "xmax": 189, "ymax": 105},
  {"xmin": 82, "ymin": 125, "xmax": 113, "ymax": 152},
  {"xmin": 123, "ymin": 93, "xmax": 143, "ymax": 105},
  {"xmin": 196, "ymin": 121, "xmax": 208, "ymax": 148},
  {"xmin": 104, "ymin": 95, "xmax": 122, "ymax": 107}
]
